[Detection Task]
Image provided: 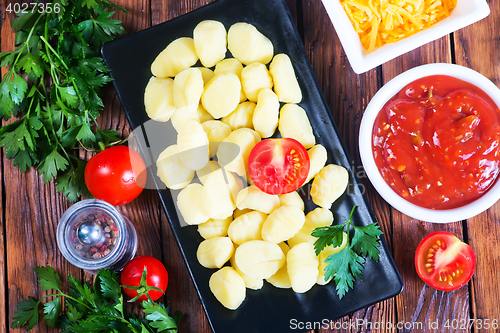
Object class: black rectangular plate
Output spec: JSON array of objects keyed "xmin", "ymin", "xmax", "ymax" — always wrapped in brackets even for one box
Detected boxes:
[{"xmin": 101, "ymin": 0, "xmax": 403, "ymax": 332}]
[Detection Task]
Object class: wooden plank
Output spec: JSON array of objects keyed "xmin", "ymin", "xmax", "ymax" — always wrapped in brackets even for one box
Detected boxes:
[
  {"xmin": 0, "ymin": 4, "xmax": 10, "ymax": 333},
  {"xmin": 300, "ymin": 1, "xmax": 396, "ymax": 332},
  {"xmin": 382, "ymin": 41, "xmax": 471, "ymax": 331},
  {"xmin": 149, "ymin": 1, "xmax": 214, "ymax": 331},
  {"xmin": 0, "ymin": 5, "xmax": 81, "ymax": 332},
  {"xmin": 454, "ymin": 0, "xmax": 500, "ymax": 324}
]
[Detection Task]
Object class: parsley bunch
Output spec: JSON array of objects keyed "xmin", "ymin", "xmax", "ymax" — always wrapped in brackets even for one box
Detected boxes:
[
  {"xmin": 11, "ymin": 266, "xmax": 181, "ymax": 332},
  {"xmin": 0, "ymin": 0, "xmax": 126, "ymax": 202},
  {"xmin": 312, "ymin": 206, "xmax": 383, "ymax": 299}
]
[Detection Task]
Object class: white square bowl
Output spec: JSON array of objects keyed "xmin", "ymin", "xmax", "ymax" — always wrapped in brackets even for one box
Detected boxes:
[{"xmin": 321, "ymin": 0, "xmax": 490, "ymax": 74}]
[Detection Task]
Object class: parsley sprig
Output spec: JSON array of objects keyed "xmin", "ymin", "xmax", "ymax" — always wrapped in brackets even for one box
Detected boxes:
[
  {"xmin": 312, "ymin": 206, "xmax": 383, "ymax": 299},
  {"xmin": 11, "ymin": 266, "xmax": 181, "ymax": 332},
  {"xmin": 0, "ymin": 0, "xmax": 127, "ymax": 202}
]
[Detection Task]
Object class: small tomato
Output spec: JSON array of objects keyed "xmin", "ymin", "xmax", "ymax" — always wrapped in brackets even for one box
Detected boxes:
[
  {"xmin": 85, "ymin": 145, "xmax": 147, "ymax": 205},
  {"xmin": 121, "ymin": 256, "xmax": 168, "ymax": 302},
  {"xmin": 415, "ymin": 231, "xmax": 475, "ymax": 291}
]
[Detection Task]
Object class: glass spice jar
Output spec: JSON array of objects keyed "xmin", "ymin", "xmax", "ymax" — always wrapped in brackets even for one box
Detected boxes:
[{"xmin": 57, "ymin": 199, "xmax": 137, "ymax": 273}]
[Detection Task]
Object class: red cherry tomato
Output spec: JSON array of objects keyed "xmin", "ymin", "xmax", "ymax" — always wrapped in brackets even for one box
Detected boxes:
[
  {"xmin": 121, "ymin": 256, "xmax": 168, "ymax": 302},
  {"xmin": 415, "ymin": 231, "xmax": 475, "ymax": 291},
  {"xmin": 248, "ymin": 138, "xmax": 310, "ymax": 195},
  {"xmin": 84, "ymin": 145, "xmax": 147, "ymax": 205}
]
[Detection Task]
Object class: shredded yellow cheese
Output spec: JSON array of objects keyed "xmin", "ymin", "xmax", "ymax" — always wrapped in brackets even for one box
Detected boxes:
[{"xmin": 341, "ymin": 0, "xmax": 457, "ymax": 53}]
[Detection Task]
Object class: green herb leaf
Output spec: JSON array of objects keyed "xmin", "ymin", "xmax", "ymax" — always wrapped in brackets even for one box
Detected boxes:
[
  {"xmin": 38, "ymin": 148, "xmax": 69, "ymax": 183},
  {"xmin": 312, "ymin": 206, "xmax": 383, "ymax": 299},
  {"xmin": 96, "ymin": 269, "xmax": 121, "ymax": 304},
  {"xmin": 43, "ymin": 297, "xmax": 62, "ymax": 327},
  {"xmin": 143, "ymin": 301, "xmax": 181, "ymax": 332},
  {"xmin": 34, "ymin": 266, "xmax": 62, "ymax": 292},
  {"xmin": 324, "ymin": 247, "xmax": 365, "ymax": 299},
  {"xmin": 0, "ymin": 0, "xmax": 126, "ymax": 202},
  {"xmin": 55, "ymin": 158, "xmax": 89, "ymax": 203},
  {"xmin": 351, "ymin": 223, "xmax": 383, "ymax": 260},
  {"xmin": 11, "ymin": 296, "xmax": 40, "ymax": 330}
]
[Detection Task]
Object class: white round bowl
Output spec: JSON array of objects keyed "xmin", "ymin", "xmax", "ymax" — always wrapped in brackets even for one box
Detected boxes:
[{"xmin": 359, "ymin": 63, "xmax": 500, "ymax": 223}]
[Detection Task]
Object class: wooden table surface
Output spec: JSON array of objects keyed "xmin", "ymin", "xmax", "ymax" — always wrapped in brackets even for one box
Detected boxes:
[{"xmin": 1, "ymin": 0, "xmax": 500, "ymax": 332}]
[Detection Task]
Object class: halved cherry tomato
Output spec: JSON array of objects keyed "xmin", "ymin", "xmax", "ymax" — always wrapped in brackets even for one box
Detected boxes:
[
  {"xmin": 415, "ymin": 231, "xmax": 475, "ymax": 291},
  {"xmin": 248, "ymin": 138, "xmax": 310, "ymax": 195}
]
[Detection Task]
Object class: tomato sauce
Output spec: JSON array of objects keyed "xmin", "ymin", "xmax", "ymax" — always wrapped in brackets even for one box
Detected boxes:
[{"xmin": 372, "ymin": 75, "xmax": 500, "ymax": 209}]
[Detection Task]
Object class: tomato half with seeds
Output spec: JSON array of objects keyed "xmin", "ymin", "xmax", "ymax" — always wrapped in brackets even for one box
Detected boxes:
[
  {"xmin": 248, "ymin": 138, "xmax": 310, "ymax": 195},
  {"xmin": 415, "ymin": 231, "xmax": 475, "ymax": 291}
]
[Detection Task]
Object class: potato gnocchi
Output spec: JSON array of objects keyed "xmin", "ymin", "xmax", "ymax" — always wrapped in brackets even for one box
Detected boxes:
[{"xmin": 146, "ymin": 20, "xmax": 351, "ymax": 310}]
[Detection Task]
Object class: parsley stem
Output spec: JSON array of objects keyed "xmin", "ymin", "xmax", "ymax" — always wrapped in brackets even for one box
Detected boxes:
[
  {"xmin": 11, "ymin": 14, "xmax": 44, "ymax": 68},
  {"xmin": 41, "ymin": 292, "xmax": 93, "ymax": 311},
  {"xmin": 345, "ymin": 205, "xmax": 357, "ymax": 248}
]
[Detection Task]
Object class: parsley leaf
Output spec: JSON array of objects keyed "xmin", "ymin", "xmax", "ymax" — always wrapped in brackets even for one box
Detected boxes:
[
  {"xmin": 143, "ymin": 301, "xmax": 182, "ymax": 332},
  {"xmin": 312, "ymin": 206, "xmax": 383, "ymax": 299},
  {"xmin": 11, "ymin": 296, "xmax": 40, "ymax": 330},
  {"xmin": 43, "ymin": 298, "xmax": 62, "ymax": 327},
  {"xmin": 33, "ymin": 266, "xmax": 62, "ymax": 292},
  {"xmin": 0, "ymin": 0, "xmax": 127, "ymax": 202},
  {"xmin": 12, "ymin": 266, "xmax": 181, "ymax": 332}
]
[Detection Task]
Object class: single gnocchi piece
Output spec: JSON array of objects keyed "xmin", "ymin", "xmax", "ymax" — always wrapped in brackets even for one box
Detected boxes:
[
  {"xmin": 234, "ymin": 240, "xmax": 285, "ymax": 279},
  {"xmin": 287, "ymin": 242, "xmax": 319, "ymax": 293},
  {"xmin": 201, "ymin": 73, "xmax": 241, "ymax": 119},
  {"xmin": 266, "ymin": 242, "xmax": 292, "ymax": 289},
  {"xmin": 177, "ymin": 183, "xmax": 209, "ymax": 225},
  {"xmin": 269, "ymin": 53, "xmax": 302, "ymax": 103},
  {"xmin": 197, "ymin": 236, "xmax": 234, "ymax": 268},
  {"xmin": 171, "ymin": 105, "xmax": 200, "ymax": 133},
  {"xmin": 240, "ymin": 62, "xmax": 273, "ymax": 102},
  {"xmin": 227, "ymin": 22, "xmax": 274, "ymax": 65},
  {"xmin": 196, "ymin": 67, "xmax": 215, "ymax": 85},
  {"xmin": 201, "ymin": 120, "xmax": 232, "ymax": 157},
  {"xmin": 214, "ymin": 58, "xmax": 246, "ymax": 102},
  {"xmin": 236, "ymin": 185, "xmax": 280, "ymax": 214},
  {"xmin": 196, "ymin": 160, "xmax": 220, "ymax": 184},
  {"xmin": 233, "ymin": 208, "xmax": 252, "ymax": 219},
  {"xmin": 230, "ymin": 254, "xmax": 264, "ymax": 290},
  {"xmin": 278, "ymin": 191, "xmax": 304, "ymax": 211},
  {"xmin": 317, "ymin": 232, "xmax": 347, "ymax": 285},
  {"xmin": 217, "ymin": 128, "xmax": 258, "ymax": 176},
  {"xmin": 287, "ymin": 207, "xmax": 333, "ymax": 248},
  {"xmin": 193, "ymin": 20, "xmax": 227, "ymax": 68},
  {"xmin": 209, "ymin": 267, "xmax": 246, "ymax": 310},
  {"xmin": 200, "ymin": 169, "xmax": 239, "ymax": 219},
  {"xmin": 151, "ymin": 37, "xmax": 198, "ymax": 78},
  {"xmin": 177, "ymin": 120, "xmax": 210, "ymax": 170},
  {"xmin": 221, "ymin": 102, "xmax": 256, "ymax": 130},
  {"xmin": 214, "ymin": 58, "xmax": 244, "ymax": 76},
  {"xmin": 197, "ymin": 216, "xmax": 233, "ymax": 240},
  {"xmin": 197, "ymin": 104, "xmax": 215, "ymax": 123},
  {"xmin": 278, "ymin": 104, "xmax": 315, "ymax": 149},
  {"xmin": 156, "ymin": 144, "xmax": 194, "ymax": 190},
  {"xmin": 261, "ymin": 205, "xmax": 305, "ymax": 243},
  {"xmin": 252, "ymin": 88, "xmax": 279, "ymax": 138},
  {"xmin": 305, "ymin": 144, "xmax": 328, "ymax": 183},
  {"xmin": 144, "ymin": 76, "xmax": 176, "ymax": 122},
  {"xmin": 173, "ymin": 67, "xmax": 204, "ymax": 111},
  {"xmin": 310, "ymin": 164, "xmax": 349, "ymax": 209},
  {"xmin": 227, "ymin": 210, "xmax": 268, "ymax": 245}
]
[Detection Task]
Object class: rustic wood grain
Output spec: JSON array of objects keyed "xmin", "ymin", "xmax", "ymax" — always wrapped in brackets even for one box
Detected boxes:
[
  {"xmin": 2, "ymin": 0, "xmax": 500, "ymax": 332},
  {"xmin": 1, "ymin": 4, "xmax": 79, "ymax": 332},
  {"xmin": 454, "ymin": 0, "xmax": 500, "ymax": 325},
  {"xmin": 301, "ymin": 1, "xmax": 396, "ymax": 332},
  {"xmin": 0, "ymin": 4, "xmax": 9, "ymax": 333},
  {"xmin": 382, "ymin": 40, "xmax": 471, "ymax": 331}
]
